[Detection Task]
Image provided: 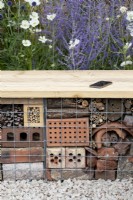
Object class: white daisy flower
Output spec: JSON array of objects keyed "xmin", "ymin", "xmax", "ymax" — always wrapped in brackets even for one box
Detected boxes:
[
  {"xmin": 47, "ymin": 13, "xmax": 56, "ymax": 21},
  {"xmin": 120, "ymin": 6, "xmax": 128, "ymax": 14},
  {"xmin": 30, "ymin": 19, "xmax": 40, "ymax": 27},
  {"xmin": 20, "ymin": 20, "xmax": 30, "ymax": 29},
  {"xmin": 38, "ymin": 36, "xmax": 52, "ymax": 43},
  {"xmin": 22, "ymin": 40, "xmax": 31, "ymax": 47},
  {"xmin": 126, "ymin": 11, "xmax": 133, "ymax": 22},
  {"xmin": 30, "ymin": 12, "xmax": 39, "ymax": 20},
  {"xmin": 26, "ymin": 0, "xmax": 41, "ymax": 6},
  {"xmin": 0, "ymin": 1, "xmax": 4, "ymax": 9},
  {"xmin": 120, "ymin": 61, "xmax": 133, "ymax": 67},
  {"xmin": 69, "ymin": 39, "xmax": 80, "ymax": 50}
]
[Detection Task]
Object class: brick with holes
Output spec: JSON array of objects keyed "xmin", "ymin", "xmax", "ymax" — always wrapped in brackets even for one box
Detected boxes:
[
  {"xmin": 47, "ymin": 118, "xmax": 89, "ymax": 147},
  {"xmin": 47, "ymin": 148, "xmax": 65, "ymax": 168},
  {"xmin": 2, "ymin": 127, "xmax": 44, "ymax": 148},
  {"xmin": 65, "ymin": 148, "xmax": 85, "ymax": 168}
]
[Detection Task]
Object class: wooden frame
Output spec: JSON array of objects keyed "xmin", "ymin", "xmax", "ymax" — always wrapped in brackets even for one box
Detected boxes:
[{"xmin": 1, "ymin": 70, "xmax": 133, "ymax": 98}]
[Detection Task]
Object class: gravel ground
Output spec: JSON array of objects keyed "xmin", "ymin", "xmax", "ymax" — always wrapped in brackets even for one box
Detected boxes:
[{"xmin": 0, "ymin": 178, "xmax": 133, "ymax": 200}]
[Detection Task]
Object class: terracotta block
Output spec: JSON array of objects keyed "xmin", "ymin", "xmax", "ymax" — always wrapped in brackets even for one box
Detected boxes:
[
  {"xmin": 96, "ymin": 159, "xmax": 117, "ymax": 171},
  {"xmin": 97, "ymin": 148, "xmax": 118, "ymax": 161},
  {"xmin": 2, "ymin": 127, "xmax": 44, "ymax": 148},
  {"xmin": 128, "ymin": 157, "xmax": 133, "ymax": 163},
  {"xmin": 66, "ymin": 148, "xmax": 85, "ymax": 168},
  {"xmin": 95, "ymin": 128, "xmax": 126, "ymax": 149},
  {"xmin": 47, "ymin": 118, "xmax": 89, "ymax": 147},
  {"xmin": 47, "ymin": 148, "xmax": 65, "ymax": 168},
  {"xmin": 95, "ymin": 170, "xmax": 116, "ymax": 180},
  {"xmin": 1, "ymin": 147, "xmax": 44, "ymax": 164}
]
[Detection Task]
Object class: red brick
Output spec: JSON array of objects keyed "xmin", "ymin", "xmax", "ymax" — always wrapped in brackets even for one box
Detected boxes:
[
  {"xmin": 95, "ymin": 170, "xmax": 116, "ymax": 180},
  {"xmin": 2, "ymin": 127, "xmax": 44, "ymax": 148},
  {"xmin": 128, "ymin": 157, "xmax": 133, "ymax": 163},
  {"xmin": 86, "ymin": 155, "xmax": 97, "ymax": 168},
  {"xmin": 98, "ymin": 148, "xmax": 118, "ymax": 161},
  {"xmin": 1, "ymin": 147, "xmax": 44, "ymax": 164},
  {"xmin": 96, "ymin": 159, "xmax": 117, "ymax": 171}
]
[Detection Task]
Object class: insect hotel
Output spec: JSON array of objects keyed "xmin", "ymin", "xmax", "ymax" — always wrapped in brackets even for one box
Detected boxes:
[{"xmin": 0, "ymin": 71, "xmax": 133, "ymax": 181}]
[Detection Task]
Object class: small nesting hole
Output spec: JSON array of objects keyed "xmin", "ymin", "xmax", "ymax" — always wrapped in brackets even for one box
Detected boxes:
[
  {"xmin": 20, "ymin": 132, "xmax": 27, "ymax": 141},
  {"xmin": 33, "ymin": 132, "xmax": 40, "ymax": 141},
  {"xmin": 7, "ymin": 132, "xmax": 14, "ymax": 141}
]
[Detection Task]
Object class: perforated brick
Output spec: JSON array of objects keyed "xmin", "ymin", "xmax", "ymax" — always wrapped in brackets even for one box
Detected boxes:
[
  {"xmin": 47, "ymin": 118, "xmax": 89, "ymax": 147},
  {"xmin": 47, "ymin": 148, "xmax": 65, "ymax": 168},
  {"xmin": 2, "ymin": 127, "xmax": 44, "ymax": 147},
  {"xmin": 65, "ymin": 148, "xmax": 85, "ymax": 168}
]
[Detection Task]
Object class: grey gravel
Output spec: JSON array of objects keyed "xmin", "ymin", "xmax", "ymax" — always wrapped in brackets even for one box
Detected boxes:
[{"xmin": 0, "ymin": 178, "xmax": 133, "ymax": 200}]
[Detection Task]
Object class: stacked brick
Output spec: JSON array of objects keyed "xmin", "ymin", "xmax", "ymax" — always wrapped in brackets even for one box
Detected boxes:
[{"xmin": 0, "ymin": 99, "xmax": 44, "ymax": 180}]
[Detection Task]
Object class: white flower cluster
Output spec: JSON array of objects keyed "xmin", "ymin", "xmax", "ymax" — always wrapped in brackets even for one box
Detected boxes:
[
  {"xmin": 0, "ymin": 0, "xmax": 4, "ymax": 9},
  {"xmin": 69, "ymin": 39, "xmax": 80, "ymax": 50},
  {"xmin": 21, "ymin": 12, "xmax": 56, "ymax": 46},
  {"xmin": 47, "ymin": 14, "xmax": 56, "ymax": 21},
  {"xmin": 126, "ymin": 10, "xmax": 133, "ymax": 37},
  {"xmin": 20, "ymin": 12, "xmax": 39, "ymax": 30},
  {"xmin": 120, "ymin": 6, "xmax": 128, "ymax": 14},
  {"xmin": 120, "ymin": 42, "xmax": 133, "ymax": 67}
]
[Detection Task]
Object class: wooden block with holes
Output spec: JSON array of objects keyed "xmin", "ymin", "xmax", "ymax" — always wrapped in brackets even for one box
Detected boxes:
[
  {"xmin": 65, "ymin": 148, "xmax": 85, "ymax": 168},
  {"xmin": 47, "ymin": 118, "xmax": 89, "ymax": 147},
  {"xmin": 24, "ymin": 104, "xmax": 44, "ymax": 127},
  {"xmin": 47, "ymin": 148, "xmax": 65, "ymax": 168}
]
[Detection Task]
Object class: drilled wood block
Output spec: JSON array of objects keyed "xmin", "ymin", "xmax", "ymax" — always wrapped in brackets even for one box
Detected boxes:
[
  {"xmin": 65, "ymin": 148, "xmax": 85, "ymax": 168},
  {"xmin": 47, "ymin": 148, "xmax": 65, "ymax": 168},
  {"xmin": 47, "ymin": 118, "xmax": 89, "ymax": 147},
  {"xmin": 2, "ymin": 127, "xmax": 44, "ymax": 148},
  {"xmin": 24, "ymin": 105, "xmax": 44, "ymax": 127},
  {"xmin": 1, "ymin": 147, "xmax": 44, "ymax": 164},
  {"xmin": 95, "ymin": 170, "xmax": 116, "ymax": 180}
]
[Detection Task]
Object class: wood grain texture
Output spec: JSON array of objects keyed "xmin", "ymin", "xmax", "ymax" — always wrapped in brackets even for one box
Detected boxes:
[{"xmin": 1, "ymin": 70, "xmax": 133, "ymax": 98}]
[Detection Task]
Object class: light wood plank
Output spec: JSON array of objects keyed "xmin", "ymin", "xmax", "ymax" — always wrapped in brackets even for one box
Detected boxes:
[{"xmin": 0, "ymin": 70, "xmax": 133, "ymax": 98}]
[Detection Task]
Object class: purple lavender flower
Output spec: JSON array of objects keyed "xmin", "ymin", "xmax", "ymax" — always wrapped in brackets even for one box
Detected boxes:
[{"xmin": 41, "ymin": 0, "xmax": 132, "ymax": 69}]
